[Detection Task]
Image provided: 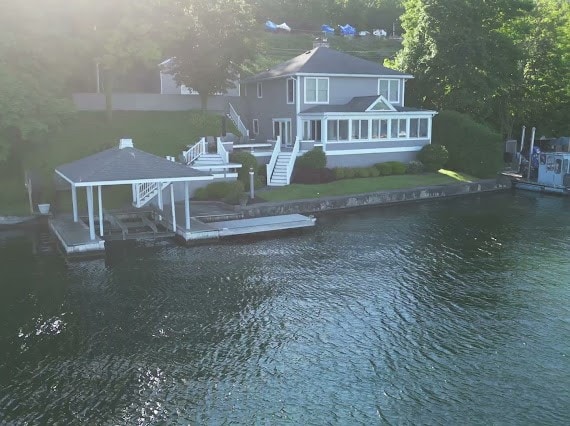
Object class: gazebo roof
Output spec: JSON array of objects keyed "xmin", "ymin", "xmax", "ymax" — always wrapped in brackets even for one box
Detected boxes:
[{"xmin": 56, "ymin": 143, "xmax": 212, "ymax": 186}]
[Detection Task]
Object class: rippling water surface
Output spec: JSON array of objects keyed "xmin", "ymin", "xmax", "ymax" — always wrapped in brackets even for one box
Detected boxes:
[{"xmin": 1, "ymin": 192, "xmax": 569, "ymax": 424}]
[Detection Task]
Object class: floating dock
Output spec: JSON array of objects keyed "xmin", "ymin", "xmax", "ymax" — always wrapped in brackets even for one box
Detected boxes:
[{"xmin": 49, "ymin": 216, "xmax": 105, "ymax": 255}]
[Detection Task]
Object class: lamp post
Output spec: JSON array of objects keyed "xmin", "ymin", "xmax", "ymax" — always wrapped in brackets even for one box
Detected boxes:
[{"xmin": 249, "ymin": 167, "xmax": 255, "ymax": 199}]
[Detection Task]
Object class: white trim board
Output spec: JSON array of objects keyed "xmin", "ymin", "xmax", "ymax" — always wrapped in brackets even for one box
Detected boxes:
[{"xmin": 325, "ymin": 146, "xmax": 424, "ymax": 156}]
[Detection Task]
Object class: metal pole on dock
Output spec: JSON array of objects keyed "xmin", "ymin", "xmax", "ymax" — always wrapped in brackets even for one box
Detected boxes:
[
  {"xmin": 249, "ymin": 168, "xmax": 255, "ymax": 199},
  {"xmin": 518, "ymin": 125, "xmax": 526, "ymax": 168},
  {"xmin": 527, "ymin": 127, "xmax": 536, "ymax": 180},
  {"xmin": 98, "ymin": 185, "xmax": 104, "ymax": 237}
]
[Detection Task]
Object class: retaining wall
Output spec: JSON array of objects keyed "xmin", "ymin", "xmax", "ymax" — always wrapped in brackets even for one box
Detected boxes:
[{"xmin": 238, "ymin": 179, "xmax": 509, "ymax": 218}]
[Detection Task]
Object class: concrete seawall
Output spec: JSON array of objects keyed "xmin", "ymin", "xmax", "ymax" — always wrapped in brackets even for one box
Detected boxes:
[{"xmin": 239, "ymin": 179, "xmax": 509, "ymax": 218}]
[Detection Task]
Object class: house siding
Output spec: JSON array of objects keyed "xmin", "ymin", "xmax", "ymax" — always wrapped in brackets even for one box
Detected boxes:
[
  {"xmin": 325, "ymin": 139, "xmax": 430, "ymax": 151},
  {"xmin": 243, "ymin": 79, "xmax": 297, "ymax": 142},
  {"xmin": 326, "ymin": 151, "xmax": 419, "ymax": 168}
]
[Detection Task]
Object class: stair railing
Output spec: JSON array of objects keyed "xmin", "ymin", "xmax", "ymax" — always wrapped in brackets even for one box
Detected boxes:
[
  {"xmin": 228, "ymin": 103, "xmax": 249, "ymax": 139},
  {"xmin": 182, "ymin": 137, "xmax": 206, "ymax": 164},
  {"xmin": 216, "ymin": 137, "xmax": 229, "ymax": 164},
  {"xmin": 266, "ymin": 136, "xmax": 281, "ymax": 184},
  {"xmin": 285, "ymin": 137, "xmax": 300, "ymax": 185}
]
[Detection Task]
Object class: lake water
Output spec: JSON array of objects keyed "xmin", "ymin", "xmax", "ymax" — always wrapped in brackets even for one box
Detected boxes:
[{"xmin": 0, "ymin": 192, "xmax": 569, "ymax": 424}]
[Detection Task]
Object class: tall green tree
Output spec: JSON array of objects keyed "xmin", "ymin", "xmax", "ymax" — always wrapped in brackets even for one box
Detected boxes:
[
  {"xmin": 0, "ymin": 0, "xmax": 75, "ymax": 164},
  {"xmin": 392, "ymin": 0, "xmax": 532, "ymax": 129},
  {"xmin": 72, "ymin": 0, "xmax": 170, "ymax": 121},
  {"xmin": 169, "ymin": 0, "xmax": 257, "ymax": 111}
]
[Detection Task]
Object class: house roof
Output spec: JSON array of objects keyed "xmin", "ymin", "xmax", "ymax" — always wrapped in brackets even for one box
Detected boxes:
[
  {"xmin": 300, "ymin": 96, "xmax": 436, "ymax": 115},
  {"xmin": 242, "ymin": 47, "xmax": 412, "ymax": 82},
  {"xmin": 56, "ymin": 145, "xmax": 212, "ymax": 186}
]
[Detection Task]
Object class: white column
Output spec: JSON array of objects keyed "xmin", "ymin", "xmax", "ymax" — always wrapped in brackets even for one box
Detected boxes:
[
  {"xmin": 157, "ymin": 182, "xmax": 163, "ymax": 211},
  {"xmin": 184, "ymin": 181, "xmax": 190, "ymax": 231},
  {"xmin": 71, "ymin": 185, "xmax": 78, "ymax": 222},
  {"xmin": 98, "ymin": 185, "xmax": 104, "ymax": 237},
  {"xmin": 321, "ymin": 118, "xmax": 327, "ymax": 152},
  {"xmin": 348, "ymin": 119, "xmax": 353, "ymax": 141},
  {"xmin": 132, "ymin": 183, "xmax": 137, "ymax": 203},
  {"xmin": 86, "ymin": 186, "xmax": 96, "ymax": 241},
  {"xmin": 170, "ymin": 184, "xmax": 176, "ymax": 232}
]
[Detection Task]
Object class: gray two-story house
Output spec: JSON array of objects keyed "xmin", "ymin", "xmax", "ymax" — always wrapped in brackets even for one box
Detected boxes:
[{"xmin": 230, "ymin": 46, "xmax": 437, "ymax": 185}]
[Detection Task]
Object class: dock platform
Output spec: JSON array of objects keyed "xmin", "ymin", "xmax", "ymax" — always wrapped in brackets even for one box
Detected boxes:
[{"xmin": 49, "ymin": 216, "xmax": 105, "ymax": 255}]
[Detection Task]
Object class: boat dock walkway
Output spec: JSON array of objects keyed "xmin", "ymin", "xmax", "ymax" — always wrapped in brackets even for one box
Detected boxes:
[{"xmin": 49, "ymin": 203, "xmax": 316, "ymax": 255}]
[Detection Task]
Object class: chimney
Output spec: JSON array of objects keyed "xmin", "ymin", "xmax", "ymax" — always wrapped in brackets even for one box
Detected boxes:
[
  {"xmin": 313, "ymin": 36, "xmax": 330, "ymax": 49},
  {"xmin": 119, "ymin": 138, "xmax": 133, "ymax": 149}
]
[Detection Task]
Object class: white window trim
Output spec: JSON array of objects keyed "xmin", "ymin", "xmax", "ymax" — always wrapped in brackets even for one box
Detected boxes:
[
  {"xmin": 252, "ymin": 119, "xmax": 259, "ymax": 135},
  {"xmin": 365, "ymin": 95, "xmax": 397, "ymax": 112},
  {"xmin": 304, "ymin": 77, "xmax": 329, "ymax": 104},
  {"xmin": 257, "ymin": 82, "xmax": 263, "ymax": 98},
  {"xmin": 287, "ymin": 78, "xmax": 295, "ymax": 104},
  {"xmin": 378, "ymin": 78, "xmax": 400, "ymax": 104}
]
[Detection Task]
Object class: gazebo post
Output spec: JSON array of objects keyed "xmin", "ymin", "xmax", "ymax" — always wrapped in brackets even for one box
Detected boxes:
[
  {"xmin": 71, "ymin": 184, "xmax": 78, "ymax": 222},
  {"xmin": 157, "ymin": 181, "xmax": 164, "ymax": 214},
  {"xmin": 98, "ymin": 185, "xmax": 104, "ymax": 237},
  {"xmin": 170, "ymin": 183, "xmax": 176, "ymax": 232},
  {"xmin": 184, "ymin": 181, "xmax": 190, "ymax": 231},
  {"xmin": 132, "ymin": 183, "xmax": 137, "ymax": 204},
  {"xmin": 86, "ymin": 186, "xmax": 96, "ymax": 241}
]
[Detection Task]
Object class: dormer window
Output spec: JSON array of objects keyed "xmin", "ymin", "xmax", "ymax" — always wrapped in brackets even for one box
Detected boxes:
[{"xmin": 378, "ymin": 79, "xmax": 400, "ymax": 103}]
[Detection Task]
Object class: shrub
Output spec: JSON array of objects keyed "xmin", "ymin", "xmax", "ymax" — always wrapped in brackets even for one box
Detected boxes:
[
  {"xmin": 344, "ymin": 168, "xmax": 356, "ymax": 179},
  {"xmin": 432, "ymin": 110, "xmax": 503, "ymax": 177},
  {"xmin": 333, "ymin": 167, "xmax": 345, "ymax": 180},
  {"xmin": 193, "ymin": 181, "xmax": 245, "ymax": 204},
  {"xmin": 406, "ymin": 161, "xmax": 425, "ymax": 174},
  {"xmin": 356, "ymin": 167, "xmax": 371, "ymax": 178},
  {"xmin": 368, "ymin": 167, "xmax": 380, "ymax": 177},
  {"xmin": 418, "ymin": 144, "xmax": 449, "ymax": 172},
  {"xmin": 295, "ymin": 147, "xmax": 327, "ymax": 169},
  {"xmin": 230, "ymin": 151, "xmax": 258, "ymax": 185},
  {"xmin": 292, "ymin": 167, "xmax": 335, "ymax": 184},
  {"xmin": 376, "ymin": 162, "xmax": 393, "ymax": 176},
  {"xmin": 257, "ymin": 164, "xmax": 267, "ymax": 179},
  {"xmin": 386, "ymin": 161, "xmax": 407, "ymax": 175}
]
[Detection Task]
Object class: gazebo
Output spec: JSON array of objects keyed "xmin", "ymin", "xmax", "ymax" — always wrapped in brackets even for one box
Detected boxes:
[{"xmin": 55, "ymin": 139, "xmax": 213, "ymax": 241}]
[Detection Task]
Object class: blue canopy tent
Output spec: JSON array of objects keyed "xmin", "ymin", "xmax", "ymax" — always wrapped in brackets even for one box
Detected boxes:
[
  {"xmin": 321, "ymin": 24, "xmax": 335, "ymax": 34},
  {"xmin": 265, "ymin": 20, "xmax": 277, "ymax": 32},
  {"xmin": 339, "ymin": 24, "xmax": 356, "ymax": 36}
]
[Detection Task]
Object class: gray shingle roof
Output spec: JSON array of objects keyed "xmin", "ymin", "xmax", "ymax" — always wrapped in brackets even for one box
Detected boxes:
[
  {"xmin": 300, "ymin": 96, "xmax": 435, "ymax": 114},
  {"xmin": 242, "ymin": 47, "xmax": 411, "ymax": 82},
  {"xmin": 56, "ymin": 146, "xmax": 211, "ymax": 185}
]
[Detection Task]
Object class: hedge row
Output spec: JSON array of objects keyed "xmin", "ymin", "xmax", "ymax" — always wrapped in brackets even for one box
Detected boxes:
[
  {"xmin": 333, "ymin": 161, "xmax": 412, "ymax": 180},
  {"xmin": 193, "ymin": 181, "xmax": 245, "ymax": 204}
]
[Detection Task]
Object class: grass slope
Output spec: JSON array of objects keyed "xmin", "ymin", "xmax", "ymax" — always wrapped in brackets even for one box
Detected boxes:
[{"xmin": 258, "ymin": 171, "xmax": 474, "ymax": 203}]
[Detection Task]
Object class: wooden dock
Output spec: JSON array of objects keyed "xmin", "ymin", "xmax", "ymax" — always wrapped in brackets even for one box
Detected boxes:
[
  {"xmin": 49, "ymin": 216, "xmax": 105, "ymax": 255},
  {"xmin": 49, "ymin": 208, "xmax": 316, "ymax": 255}
]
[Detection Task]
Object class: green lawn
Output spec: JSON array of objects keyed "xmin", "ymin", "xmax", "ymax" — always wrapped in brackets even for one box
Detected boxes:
[{"xmin": 258, "ymin": 171, "xmax": 476, "ymax": 203}]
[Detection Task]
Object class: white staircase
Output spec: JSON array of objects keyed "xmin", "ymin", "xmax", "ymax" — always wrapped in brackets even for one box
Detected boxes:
[
  {"xmin": 227, "ymin": 103, "xmax": 249, "ymax": 141},
  {"xmin": 133, "ymin": 182, "xmax": 169, "ymax": 208},
  {"xmin": 268, "ymin": 152, "xmax": 292, "ymax": 186},
  {"xmin": 191, "ymin": 153, "xmax": 226, "ymax": 171}
]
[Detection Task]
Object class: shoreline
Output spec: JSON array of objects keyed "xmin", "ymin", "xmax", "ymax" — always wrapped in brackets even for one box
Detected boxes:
[{"xmin": 0, "ymin": 179, "xmax": 509, "ymax": 229}]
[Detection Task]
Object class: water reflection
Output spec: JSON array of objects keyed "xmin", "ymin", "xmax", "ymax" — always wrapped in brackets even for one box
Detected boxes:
[{"xmin": 0, "ymin": 193, "xmax": 569, "ymax": 423}]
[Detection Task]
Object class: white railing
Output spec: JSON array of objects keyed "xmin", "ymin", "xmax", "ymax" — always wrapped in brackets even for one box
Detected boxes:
[
  {"xmin": 266, "ymin": 136, "xmax": 282, "ymax": 183},
  {"xmin": 182, "ymin": 137, "xmax": 206, "ymax": 164},
  {"xmin": 228, "ymin": 103, "xmax": 249, "ymax": 139},
  {"xmin": 216, "ymin": 137, "xmax": 229, "ymax": 164},
  {"xmin": 285, "ymin": 137, "xmax": 300, "ymax": 185},
  {"xmin": 134, "ymin": 182, "xmax": 161, "ymax": 208}
]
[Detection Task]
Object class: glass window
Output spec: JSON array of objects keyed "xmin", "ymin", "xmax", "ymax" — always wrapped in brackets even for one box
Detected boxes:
[
  {"xmin": 351, "ymin": 120, "xmax": 360, "ymax": 139},
  {"xmin": 339, "ymin": 120, "xmax": 349, "ymax": 140},
  {"xmin": 306, "ymin": 77, "xmax": 328, "ymax": 103},
  {"xmin": 379, "ymin": 79, "xmax": 400, "ymax": 103},
  {"xmin": 380, "ymin": 119, "xmax": 388, "ymax": 138},
  {"xmin": 328, "ymin": 120, "xmax": 338, "ymax": 141},
  {"xmin": 419, "ymin": 118, "xmax": 428, "ymax": 137},
  {"xmin": 564, "ymin": 159, "xmax": 569, "ymax": 174},
  {"xmin": 391, "ymin": 119, "xmax": 398, "ymax": 138},
  {"xmin": 410, "ymin": 118, "xmax": 419, "ymax": 138},
  {"xmin": 252, "ymin": 119, "xmax": 259, "ymax": 135},
  {"xmin": 361, "ymin": 120, "xmax": 368, "ymax": 139},
  {"xmin": 371, "ymin": 120, "xmax": 379, "ymax": 139},
  {"xmin": 287, "ymin": 79, "xmax": 295, "ymax": 104},
  {"xmin": 257, "ymin": 82, "xmax": 263, "ymax": 98},
  {"xmin": 399, "ymin": 119, "xmax": 407, "ymax": 138}
]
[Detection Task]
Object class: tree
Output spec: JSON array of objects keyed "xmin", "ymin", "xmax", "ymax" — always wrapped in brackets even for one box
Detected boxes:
[
  {"xmin": 392, "ymin": 0, "xmax": 533, "ymax": 126},
  {"xmin": 0, "ymin": 0, "xmax": 76, "ymax": 164},
  {"xmin": 169, "ymin": 0, "xmax": 256, "ymax": 111},
  {"xmin": 72, "ymin": 0, "xmax": 170, "ymax": 121}
]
